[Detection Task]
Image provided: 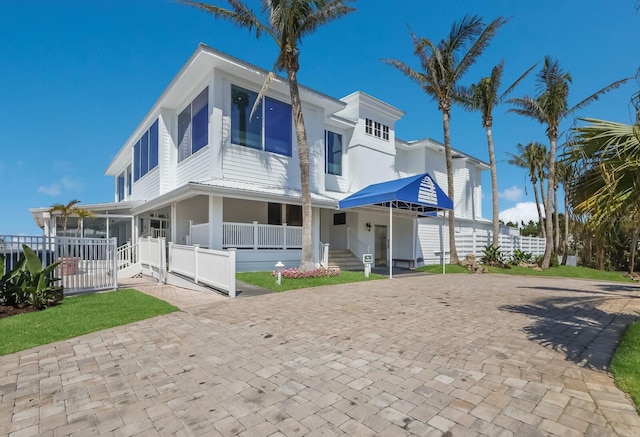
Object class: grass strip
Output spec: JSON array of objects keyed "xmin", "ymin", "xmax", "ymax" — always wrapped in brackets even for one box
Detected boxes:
[
  {"xmin": 0, "ymin": 289, "xmax": 178, "ymax": 356},
  {"xmin": 417, "ymin": 263, "xmax": 634, "ymax": 283},
  {"xmin": 611, "ymin": 321, "xmax": 640, "ymax": 413},
  {"xmin": 237, "ymin": 270, "xmax": 385, "ymax": 291}
]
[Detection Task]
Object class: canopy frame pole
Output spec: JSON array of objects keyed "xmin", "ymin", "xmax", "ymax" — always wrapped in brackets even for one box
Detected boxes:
[
  {"xmin": 442, "ymin": 211, "xmax": 446, "ymax": 275},
  {"xmin": 389, "ymin": 202, "xmax": 393, "ymax": 279}
]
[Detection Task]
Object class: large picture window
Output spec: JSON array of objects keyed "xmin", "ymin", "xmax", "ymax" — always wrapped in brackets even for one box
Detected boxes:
[
  {"xmin": 178, "ymin": 87, "xmax": 209, "ymax": 163},
  {"xmin": 231, "ymin": 85, "xmax": 292, "ymax": 156},
  {"xmin": 325, "ymin": 130, "xmax": 343, "ymax": 175},
  {"xmin": 133, "ymin": 119, "xmax": 159, "ymax": 182}
]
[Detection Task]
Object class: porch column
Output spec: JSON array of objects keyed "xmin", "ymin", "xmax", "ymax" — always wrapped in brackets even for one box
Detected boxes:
[
  {"xmin": 209, "ymin": 195, "xmax": 223, "ymax": 250},
  {"xmin": 170, "ymin": 203, "xmax": 177, "ymax": 243},
  {"xmin": 312, "ymin": 207, "xmax": 320, "ymax": 265}
]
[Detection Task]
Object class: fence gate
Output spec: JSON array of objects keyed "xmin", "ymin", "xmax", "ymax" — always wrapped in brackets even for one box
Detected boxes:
[{"xmin": 1, "ymin": 235, "xmax": 118, "ymax": 293}]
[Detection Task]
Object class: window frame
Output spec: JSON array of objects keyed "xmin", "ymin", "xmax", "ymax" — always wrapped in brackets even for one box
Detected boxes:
[
  {"xmin": 364, "ymin": 118, "xmax": 390, "ymax": 142},
  {"xmin": 178, "ymin": 87, "xmax": 209, "ymax": 163},
  {"xmin": 133, "ymin": 119, "xmax": 159, "ymax": 182},
  {"xmin": 231, "ymin": 84, "xmax": 292, "ymax": 157},
  {"xmin": 325, "ymin": 130, "xmax": 343, "ymax": 176}
]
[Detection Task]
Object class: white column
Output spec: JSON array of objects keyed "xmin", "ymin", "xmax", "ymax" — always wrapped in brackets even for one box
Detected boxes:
[
  {"xmin": 209, "ymin": 196, "xmax": 223, "ymax": 250},
  {"xmin": 170, "ymin": 203, "xmax": 177, "ymax": 243}
]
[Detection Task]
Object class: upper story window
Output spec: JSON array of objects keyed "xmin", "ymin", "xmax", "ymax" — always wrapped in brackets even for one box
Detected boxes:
[
  {"xmin": 231, "ymin": 84, "xmax": 292, "ymax": 156},
  {"xmin": 364, "ymin": 118, "xmax": 390, "ymax": 141},
  {"xmin": 126, "ymin": 165, "xmax": 132, "ymax": 196},
  {"xmin": 325, "ymin": 130, "xmax": 342, "ymax": 176},
  {"xmin": 178, "ymin": 87, "xmax": 209, "ymax": 163},
  {"xmin": 133, "ymin": 119, "xmax": 159, "ymax": 182},
  {"xmin": 117, "ymin": 173, "xmax": 125, "ymax": 201}
]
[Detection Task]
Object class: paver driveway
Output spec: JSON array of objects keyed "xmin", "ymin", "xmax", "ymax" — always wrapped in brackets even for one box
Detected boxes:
[{"xmin": 1, "ymin": 274, "xmax": 639, "ymax": 436}]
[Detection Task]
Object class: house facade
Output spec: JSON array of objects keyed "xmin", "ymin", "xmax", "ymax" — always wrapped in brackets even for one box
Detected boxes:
[{"xmin": 30, "ymin": 44, "xmax": 510, "ymax": 272}]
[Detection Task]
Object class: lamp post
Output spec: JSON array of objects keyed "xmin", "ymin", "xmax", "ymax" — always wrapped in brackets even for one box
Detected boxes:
[{"xmin": 275, "ymin": 261, "xmax": 284, "ymax": 285}]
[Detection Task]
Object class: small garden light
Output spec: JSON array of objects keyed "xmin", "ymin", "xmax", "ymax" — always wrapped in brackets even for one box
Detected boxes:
[{"xmin": 275, "ymin": 261, "xmax": 284, "ymax": 285}]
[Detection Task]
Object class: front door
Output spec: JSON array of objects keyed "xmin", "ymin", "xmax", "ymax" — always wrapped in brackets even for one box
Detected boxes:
[{"xmin": 375, "ymin": 225, "xmax": 388, "ymax": 266}]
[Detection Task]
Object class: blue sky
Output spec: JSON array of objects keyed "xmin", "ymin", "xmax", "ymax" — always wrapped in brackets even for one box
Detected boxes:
[{"xmin": 1, "ymin": 0, "xmax": 638, "ymax": 235}]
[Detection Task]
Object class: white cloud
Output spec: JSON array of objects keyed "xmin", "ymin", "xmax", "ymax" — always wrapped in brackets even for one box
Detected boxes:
[
  {"xmin": 499, "ymin": 185, "xmax": 523, "ymax": 202},
  {"xmin": 38, "ymin": 183, "xmax": 61, "ymax": 196},
  {"xmin": 37, "ymin": 175, "xmax": 83, "ymax": 197},
  {"xmin": 499, "ymin": 202, "xmax": 543, "ymax": 225}
]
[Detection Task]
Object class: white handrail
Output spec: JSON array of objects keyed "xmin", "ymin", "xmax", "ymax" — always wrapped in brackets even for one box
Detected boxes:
[{"xmin": 347, "ymin": 227, "xmax": 370, "ymax": 261}]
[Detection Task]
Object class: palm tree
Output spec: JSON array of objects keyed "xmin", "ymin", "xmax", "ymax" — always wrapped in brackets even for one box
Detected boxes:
[
  {"xmin": 565, "ymin": 115, "xmax": 640, "ymax": 272},
  {"xmin": 508, "ymin": 57, "xmax": 629, "ymax": 268},
  {"xmin": 506, "ymin": 142, "xmax": 547, "ymax": 237},
  {"xmin": 49, "ymin": 199, "xmax": 95, "ymax": 237},
  {"xmin": 454, "ymin": 60, "xmax": 537, "ymax": 246},
  {"xmin": 180, "ymin": 0, "xmax": 355, "ymax": 270},
  {"xmin": 384, "ymin": 15, "xmax": 507, "ymax": 264}
]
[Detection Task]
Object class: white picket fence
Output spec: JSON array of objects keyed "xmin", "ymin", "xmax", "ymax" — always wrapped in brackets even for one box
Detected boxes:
[
  {"xmin": 0, "ymin": 235, "xmax": 117, "ymax": 293},
  {"xmin": 168, "ymin": 243, "xmax": 236, "ymax": 298},
  {"xmin": 455, "ymin": 232, "xmax": 546, "ymax": 258}
]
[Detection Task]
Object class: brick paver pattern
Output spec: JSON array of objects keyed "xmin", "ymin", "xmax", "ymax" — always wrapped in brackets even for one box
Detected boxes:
[{"xmin": 1, "ymin": 274, "xmax": 639, "ymax": 436}]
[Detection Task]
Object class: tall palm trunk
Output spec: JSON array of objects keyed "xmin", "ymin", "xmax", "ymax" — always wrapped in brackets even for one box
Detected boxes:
[
  {"xmin": 630, "ymin": 227, "xmax": 639, "ymax": 274},
  {"xmin": 561, "ymin": 190, "xmax": 569, "ymax": 265},
  {"xmin": 285, "ymin": 54, "xmax": 314, "ymax": 271},
  {"xmin": 485, "ymin": 125, "xmax": 499, "ymax": 246},
  {"xmin": 542, "ymin": 137, "xmax": 557, "ymax": 268},
  {"xmin": 553, "ymin": 182, "xmax": 560, "ymax": 254},
  {"xmin": 442, "ymin": 109, "xmax": 459, "ymax": 264},
  {"xmin": 532, "ymin": 177, "xmax": 545, "ymax": 238}
]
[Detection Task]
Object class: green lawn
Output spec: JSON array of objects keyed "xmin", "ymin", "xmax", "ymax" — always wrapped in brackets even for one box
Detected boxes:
[
  {"xmin": 611, "ymin": 321, "xmax": 640, "ymax": 413},
  {"xmin": 417, "ymin": 263, "xmax": 634, "ymax": 283},
  {"xmin": 237, "ymin": 270, "xmax": 385, "ymax": 291},
  {"xmin": 0, "ymin": 289, "xmax": 178, "ymax": 356}
]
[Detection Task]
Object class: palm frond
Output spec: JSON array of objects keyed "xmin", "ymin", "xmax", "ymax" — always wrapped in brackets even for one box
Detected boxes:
[
  {"xmin": 455, "ymin": 16, "xmax": 508, "ymax": 81},
  {"xmin": 298, "ymin": 0, "xmax": 356, "ymax": 39},
  {"xmin": 569, "ymin": 77, "xmax": 632, "ymax": 114},
  {"xmin": 180, "ymin": 0, "xmax": 275, "ymax": 40},
  {"xmin": 500, "ymin": 61, "xmax": 539, "ymax": 101}
]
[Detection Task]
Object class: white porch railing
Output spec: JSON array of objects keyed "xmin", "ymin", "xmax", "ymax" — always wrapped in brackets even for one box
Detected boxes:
[
  {"xmin": 222, "ymin": 221, "xmax": 302, "ymax": 249},
  {"xmin": 347, "ymin": 227, "xmax": 370, "ymax": 261},
  {"xmin": 168, "ymin": 243, "xmax": 236, "ymax": 298},
  {"xmin": 189, "ymin": 221, "xmax": 209, "ymax": 247},
  {"xmin": 116, "ymin": 242, "xmax": 138, "ymax": 269}
]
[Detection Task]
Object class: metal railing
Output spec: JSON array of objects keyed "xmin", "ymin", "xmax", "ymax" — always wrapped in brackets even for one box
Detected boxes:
[{"xmin": 347, "ymin": 227, "xmax": 370, "ymax": 261}]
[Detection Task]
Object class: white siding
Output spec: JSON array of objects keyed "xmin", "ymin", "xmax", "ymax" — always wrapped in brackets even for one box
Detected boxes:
[
  {"xmin": 223, "ymin": 144, "xmax": 295, "ymax": 187},
  {"xmin": 159, "ymin": 112, "xmax": 173, "ymax": 195},
  {"xmin": 130, "ymin": 168, "xmax": 159, "ymax": 201},
  {"xmin": 176, "ymin": 146, "xmax": 211, "ymax": 186},
  {"xmin": 235, "ymin": 249, "xmax": 302, "ymax": 272}
]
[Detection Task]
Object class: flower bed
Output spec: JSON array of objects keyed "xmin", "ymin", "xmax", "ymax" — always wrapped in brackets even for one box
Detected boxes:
[{"xmin": 272, "ymin": 267, "xmax": 340, "ymax": 279}]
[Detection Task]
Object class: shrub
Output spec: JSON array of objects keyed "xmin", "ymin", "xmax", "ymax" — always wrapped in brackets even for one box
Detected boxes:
[
  {"xmin": 481, "ymin": 244, "xmax": 509, "ymax": 268},
  {"xmin": 510, "ymin": 249, "xmax": 533, "ymax": 265},
  {"xmin": 272, "ymin": 267, "xmax": 340, "ymax": 279},
  {"xmin": 1, "ymin": 245, "xmax": 63, "ymax": 309}
]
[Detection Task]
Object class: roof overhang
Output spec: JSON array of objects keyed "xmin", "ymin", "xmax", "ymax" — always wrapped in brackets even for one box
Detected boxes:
[
  {"xmin": 339, "ymin": 173, "xmax": 453, "ymax": 215},
  {"xmin": 132, "ymin": 179, "xmax": 340, "ymax": 215}
]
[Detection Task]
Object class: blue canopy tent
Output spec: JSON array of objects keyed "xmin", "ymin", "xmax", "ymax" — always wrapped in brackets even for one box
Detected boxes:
[{"xmin": 339, "ymin": 173, "xmax": 453, "ymax": 278}]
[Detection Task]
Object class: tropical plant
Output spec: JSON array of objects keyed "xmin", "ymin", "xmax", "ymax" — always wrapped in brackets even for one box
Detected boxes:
[
  {"xmin": 384, "ymin": 15, "xmax": 507, "ymax": 264},
  {"xmin": 454, "ymin": 60, "xmax": 537, "ymax": 246},
  {"xmin": 510, "ymin": 249, "xmax": 533, "ymax": 265},
  {"xmin": 506, "ymin": 142, "xmax": 547, "ymax": 237},
  {"xmin": 0, "ymin": 246, "xmax": 63, "ymax": 309},
  {"xmin": 508, "ymin": 56, "xmax": 629, "ymax": 268},
  {"xmin": 49, "ymin": 199, "xmax": 96, "ymax": 237},
  {"xmin": 481, "ymin": 244, "xmax": 507, "ymax": 268},
  {"xmin": 180, "ymin": 0, "xmax": 355, "ymax": 271}
]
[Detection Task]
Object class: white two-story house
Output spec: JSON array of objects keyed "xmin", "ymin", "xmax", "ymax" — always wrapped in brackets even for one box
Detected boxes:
[{"xmin": 30, "ymin": 44, "xmax": 499, "ymax": 272}]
